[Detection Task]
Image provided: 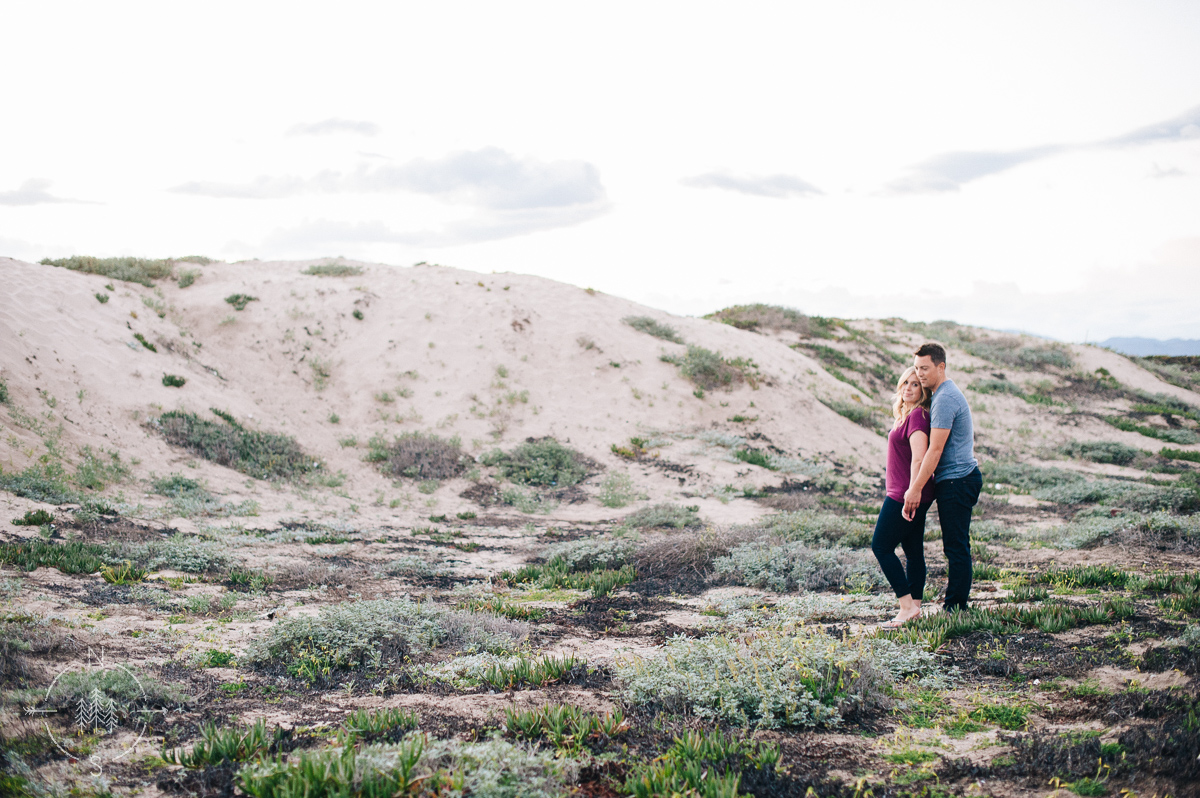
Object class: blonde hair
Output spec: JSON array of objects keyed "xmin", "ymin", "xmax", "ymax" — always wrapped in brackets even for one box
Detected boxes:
[{"xmin": 892, "ymin": 366, "xmax": 931, "ymax": 424}]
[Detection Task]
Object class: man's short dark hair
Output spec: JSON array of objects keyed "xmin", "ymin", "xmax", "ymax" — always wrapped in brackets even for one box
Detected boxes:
[{"xmin": 915, "ymin": 342, "xmax": 947, "ymax": 365}]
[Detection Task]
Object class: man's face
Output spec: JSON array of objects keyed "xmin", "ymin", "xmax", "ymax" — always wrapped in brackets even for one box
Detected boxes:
[{"xmin": 913, "ymin": 355, "xmax": 942, "ymax": 387}]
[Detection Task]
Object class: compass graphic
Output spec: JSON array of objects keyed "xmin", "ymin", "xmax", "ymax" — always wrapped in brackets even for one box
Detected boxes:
[{"xmin": 27, "ymin": 647, "xmax": 161, "ymax": 774}]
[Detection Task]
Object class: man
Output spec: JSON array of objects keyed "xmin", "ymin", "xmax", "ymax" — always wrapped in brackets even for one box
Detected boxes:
[{"xmin": 903, "ymin": 342, "xmax": 982, "ymax": 612}]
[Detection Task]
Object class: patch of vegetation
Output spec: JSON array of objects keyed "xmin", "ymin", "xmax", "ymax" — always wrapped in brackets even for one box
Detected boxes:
[
  {"xmin": 0, "ymin": 539, "xmax": 106, "ymax": 574},
  {"xmin": 343, "ymin": 707, "xmax": 418, "ymax": 743},
  {"xmin": 366, "ymin": 431, "xmax": 467, "ymax": 480},
  {"xmin": 819, "ymin": 397, "xmax": 882, "ymax": 430},
  {"xmin": 162, "ymin": 374, "xmax": 186, "ymax": 388},
  {"xmin": 155, "ymin": 409, "xmax": 316, "ymax": 480},
  {"xmin": 876, "ymin": 598, "xmax": 1136, "ymax": 651},
  {"xmin": 74, "ymin": 446, "xmax": 129, "ymax": 490},
  {"xmin": 244, "ymin": 598, "xmax": 529, "ymax": 682},
  {"xmin": 623, "ymin": 315, "xmax": 684, "ymax": 344},
  {"xmin": 117, "ymin": 534, "xmax": 234, "ymax": 573},
  {"xmin": 45, "ymin": 665, "xmax": 187, "ymax": 714},
  {"xmin": 163, "ymin": 719, "xmax": 280, "ymax": 768},
  {"xmin": 482, "ymin": 437, "xmax": 593, "ymax": 487},
  {"xmin": 95, "ymin": 292, "xmax": 109, "ymax": 303},
  {"xmin": 11, "ymin": 509, "xmax": 53, "ymax": 526},
  {"xmin": 713, "ymin": 541, "xmax": 885, "ymax": 592},
  {"xmin": 199, "ymin": 649, "xmax": 236, "ymax": 668},
  {"xmin": 965, "ymin": 335, "xmax": 1073, "ymax": 370},
  {"xmin": 661, "ymin": 345, "xmax": 758, "ymax": 391},
  {"xmin": 970, "ymin": 703, "xmax": 1028, "ymax": 730},
  {"xmin": 0, "ymin": 463, "xmax": 78, "ymax": 504},
  {"xmin": 970, "ymin": 377, "xmax": 1026, "ymax": 397},
  {"xmin": 736, "ymin": 510, "xmax": 873, "ymax": 549},
  {"xmin": 302, "ymin": 263, "xmax": 364, "ymax": 277},
  {"xmin": 597, "ymin": 471, "xmax": 638, "ymax": 507},
  {"xmin": 501, "ymin": 555, "xmax": 637, "ymax": 598},
  {"xmin": 505, "ymin": 703, "xmax": 626, "ymax": 749},
  {"xmin": 176, "ymin": 268, "xmax": 200, "ymax": 288},
  {"xmin": 621, "ymin": 502, "xmax": 701, "ymax": 529},
  {"xmin": 40, "ymin": 256, "xmax": 176, "ymax": 286},
  {"xmin": 456, "ymin": 596, "xmax": 546, "ymax": 621},
  {"xmin": 615, "ymin": 627, "xmax": 944, "ymax": 728},
  {"xmin": 0, "ymin": 377, "xmax": 8, "ymax": 405},
  {"xmin": 99, "ymin": 560, "xmax": 147, "ymax": 584},
  {"xmin": 733, "ymin": 447, "xmax": 774, "ymax": 469},
  {"xmin": 705, "ymin": 303, "xmax": 821, "ymax": 335},
  {"xmin": 1162, "ymin": 447, "xmax": 1200, "ymax": 463},
  {"xmin": 224, "ymin": 293, "xmax": 258, "ymax": 311},
  {"xmin": 1107, "ymin": 416, "xmax": 1200, "ymax": 445},
  {"xmin": 626, "ymin": 729, "xmax": 780, "ymax": 797},
  {"xmin": 133, "ymin": 332, "xmax": 157, "ymax": 352},
  {"xmin": 1058, "ymin": 440, "xmax": 1140, "ymax": 466}
]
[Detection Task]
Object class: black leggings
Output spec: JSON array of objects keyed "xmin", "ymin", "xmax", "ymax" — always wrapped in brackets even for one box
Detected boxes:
[{"xmin": 871, "ymin": 496, "xmax": 931, "ymax": 599}]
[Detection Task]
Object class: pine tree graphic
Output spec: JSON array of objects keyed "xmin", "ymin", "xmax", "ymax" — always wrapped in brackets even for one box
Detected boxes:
[{"xmin": 75, "ymin": 688, "xmax": 118, "ymax": 734}]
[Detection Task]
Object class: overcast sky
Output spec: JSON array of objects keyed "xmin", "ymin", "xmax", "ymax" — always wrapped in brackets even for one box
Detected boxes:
[{"xmin": 3, "ymin": 2, "xmax": 1199, "ymax": 342}]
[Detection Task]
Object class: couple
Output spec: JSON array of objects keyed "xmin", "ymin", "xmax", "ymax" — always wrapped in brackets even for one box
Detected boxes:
[{"xmin": 872, "ymin": 342, "xmax": 982, "ymax": 627}]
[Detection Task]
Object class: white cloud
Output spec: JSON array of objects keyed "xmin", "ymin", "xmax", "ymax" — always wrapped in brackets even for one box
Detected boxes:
[
  {"xmin": 170, "ymin": 147, "xmax": 607, "ymax": 211},
  {"xmin": 0, "ymin": 178, "xmax": 88, "ymax": 206},
  {"xmin": 680, "ymin": 171, "xmax": 822, "ymax": 198},
  {"xmin": 287, "ymin": 118, "xmax": 380, "ymax": 136}
]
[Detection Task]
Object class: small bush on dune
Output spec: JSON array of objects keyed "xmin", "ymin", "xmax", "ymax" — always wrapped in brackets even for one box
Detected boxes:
[
  {"xmin": 819, "ymin": 398, "xmax": 882, "ymax": 431},
  {"xmin": 1034, "ymin": 479, "xmax": 1196, "ymax": 513},
  {"xmin": 155, "ymin": 409, "xmax": 315, "ymax": 480},
  {"xmin": 705, "ymin": 303, "xmax": 816, "ymax": 334},
  {"xmin": 40, "ymin": 256, "xmax": 176, "ymax": 287},
  {"xmin": 1107, "ymin": 416, "xmax": 1200, "ymax": 445},
  {"xmin": 713, "ymin": 541, "xmax": 885, "ymax": 592},
  {"xmin": 301, "ymin": 263, "xmax": 364, "ymax": 277},
  {"xmin": 46, "ymin": 665, "xmax": 188, "ymax": 713},
  {"xmin": 482, "ymin": 437, "xmax": 593, "ymax": 487},
  {"xmin": 970, "ymin": 378, "xmax": 1026, "ymax": 397},
  {"xmin": 367, "ymin": 431, "xmax": 468, "ymax": 480},
  {"xmin": 964, "ymin": 336, "xmax": 1073, "ymax": 370},
  {"xmin": 982, "ymin": 461, "xmax": 1083, "ymax": 493},
  {"xmin": 0, "ymin": 377, "xmax": 8, "ymax": 405},
  {"xmin": 622, "ymin": 315, "xmax": 684, "ymax": 344},
  {"xmin": 0, "ymin": 463, "xmax": 78, "ymax": 504},
  {"xmin": 737, "ymin": 510, "xmax": 874, "ymax": 548},
  {"xmin": 162, "ymin": 374, "xmax": 186, "ymax": 388},
  {"xmin": 245, "ymin": 598, "xmax": 529, "ymax": 680},
  {"xmin": 74, "ymin": 446, "xmax": 129, "ymax": 490},
  {"xmin": 621, "ymin": 502, "xmax": 701, "ymax": 530},
  {"xmin": 1058, "ymin": 440, "xmax": 1140, "ymax": 466},
  {"xmin": 661, "ymin": 345, "xmax": 755, "ymax": 391},
  {"xmin": 597, "ymin": 471, "xmax": 638, "ymax": 507},
  {"xmin": 630, "ymin": 527, "xmax": 753, "ymax": 582},
  {"xmin": 539, "ymin": 537, "xmax": 636, "ymax": 572},
  {"xmin": 224, "ymin": 293, "xmax": 258, "ymax": 311},
  {"xmin": 114, "ymin": 534, "xmax": 234, "ymax": 573},
  {"xmin": 614, "ymin": 627, "xmax": 945, "ymax": 728}
]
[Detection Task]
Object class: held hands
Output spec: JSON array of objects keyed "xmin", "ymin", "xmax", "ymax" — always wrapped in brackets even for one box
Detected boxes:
[{"xmin": 902, "ymin": 486, "xmax": 922, "ymax": 521}]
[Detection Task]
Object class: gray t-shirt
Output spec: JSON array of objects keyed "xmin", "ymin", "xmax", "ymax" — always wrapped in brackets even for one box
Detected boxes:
[{"xmin": 930, "ymin": 378, "xmax": 978, "ymax": 482}]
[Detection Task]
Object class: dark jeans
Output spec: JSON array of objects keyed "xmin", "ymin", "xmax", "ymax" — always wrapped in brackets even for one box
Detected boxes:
[
  {"xmin": 935, "ymin": 467, "xmax": 983, "ymax": 611},
  {"xmin": 872, "ymin": 496, "xmax": 930, "ymax": 599}
]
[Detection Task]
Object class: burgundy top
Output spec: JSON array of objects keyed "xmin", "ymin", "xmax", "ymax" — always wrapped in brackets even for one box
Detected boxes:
[{"xmin": 886, "ymin": 406, "xmax": 934, "ymax": 503}]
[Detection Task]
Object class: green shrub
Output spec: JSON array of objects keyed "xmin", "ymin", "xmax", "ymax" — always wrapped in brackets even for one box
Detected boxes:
[
  {"xmin": 482, "ymin": 437, "xmax": 592, "ymax": 487},
  {"xmin": 0, "ymin": 539, "xmax": 107, "ymax": 574},
  {"xmin": 970, "ymin": 378, "xmax": 1025, "ymax": 397},
  {"xmin": 199, "ymin": 650, "xmax": 236, "ymax": 668},
  {"xmin": 614, "ymin": 627, "xmax": 945, "ymax": 728},
  {"xmin": 713, "ymin": 541, "xmax": 885, "ymax": 592},
  {"xmin": 95, "ymin": 292, "xmax": 109, "ymax": 304},
  {"xmin": 240, "ymin": 737, "xmax": 425, "ymax": 798},
  {"xmin": 74, "ymin": 446, "xmax": 129, "ymax": 490},
  {"xmin": 704, "ymin": 303, "xmax": 815, "ymax": 334},
  {"xmin": 1034, "ymin": 479, "xmax": 1196, "ymax": 513},
  {"xmin": 623, "ymin": 315, "xmax": 684, "ymax": 344},
  {"xmin": 224, "ymin": 293, "xmax": 258, "ymax": 311},
  {"xmin": 964, "ymin": 336, "xmax": 1073, "ymax": 370},
  {"xmin": 505, "ymin": 703, "xmax": 625, "ymax": 748},
  {"xmin": 302, "ymin": 263, "xmax": 364, "ymax": 277},
  {"xmin": 597, "ymin": 471, "xmax": 637, "ymax": 507},
  {"xmin": 352, "ymin": 309, "xmax": 364, "ymax": 320},
  {"xmin": 342, "ymin": 707, "xmax": 418, "ymax": 743},
  {"xmin": 133, "ymin": 332, "xmax": 157, "ymax": 352},
  {"xmin": 736, "ymin": 510, "xmax": 873, "ymax": 548},
  {"xmin": 99, "ymin": 560, "xmax": 147, "ymax": 584},
  {"xmin": 982, "ymin": 461, "xmax": 1083, "ymax": 493},
  {"xmin": 11, "ymin": 509, "xmax": 53, "ymax": 526},
  {"xmin": 163, "ymin": 719, "xmax": 279, "ymax": 768},
  {"xmin": 1107, "ymin": 416, "xmax": 1200, "ymax": 445},
  {"xmin": 244, "ymin": 598, "xmax": 529, "ymax": 680},
  {"xmin": 734, "ymin": 448, "xmax": 774, "ymax": 469},
  {"xmin": 820, "ymin": 398, "xmax": 881, "ymax": 430},
  {"xmin": 176, "ymin": 268, "xmax": 200, "ymax": 288},
  {"xmin": 40, "ymin": 256, "xmax": 175, "ymax": 286},
  {"xmin": 1058, "ymin": 440, "xmax": 1140, "ymax": 466},
  {"xmin": 970, "ymin": 703, "xmax": 1028, "ymax": 730},
  {"xmin": 45, "ymin": 665, "xmax": 187, "ymax": 712},
  {"xmin": 621, "ymin": 502, "xmax": 700, "ymax": 529},
  {"xmin": 0, "ymin": 377, "xmax": 8, "ymax": 405},
  {"xmin": 540, "ymin": 537, "xmax": 635, "ymax": 572},
  {"xmin": 501, "ymin": 560, "xmax": 636, "ymax": 598},
  {"xmin": 162, "ymin": 374, "xmax": 186, "ymax": 388},
  {"xmin": 116, "ymin": 534, "xmax": 234, "ymax": 573},
  {"xmin": 661, "ymin": 345, "xmax": 755, "ymax": 391},
  {"xmin": 155, "ymin": 409, "xmax": 315, "ymax": 480},
  {"xmin": 456, "ymin": 596, "xmax": 545, "ymax": 621},
  {"xmin": 626, "ymin": 730, "xmax": 778, "ymax": 797},
  {"xmin": 1162, "ymin": 448, "xmax": 1200, "ymax": 463},
  {"xmin": 0, "ymin": 463, "xmax": 78, "ymax": 504},
  {"xmin": 366, "ymin": 431, "xmax": 467, "ymax": 480}
]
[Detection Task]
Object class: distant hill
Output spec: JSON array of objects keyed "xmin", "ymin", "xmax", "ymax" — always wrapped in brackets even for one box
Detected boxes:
[{"xmin": 1099, "ymin": 337, "xmax": 1200, "ymax": 356}]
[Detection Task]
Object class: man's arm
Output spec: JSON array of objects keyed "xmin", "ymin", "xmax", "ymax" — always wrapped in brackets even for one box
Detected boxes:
[{"xmin": 903, "ymin": 427, "xmax": 949, "ymax": 520}]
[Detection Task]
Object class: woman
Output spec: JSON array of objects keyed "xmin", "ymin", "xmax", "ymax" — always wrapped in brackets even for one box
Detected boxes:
[{"xmin": 872, "ymin": 367, "xmax": 934, "ymax": 628}]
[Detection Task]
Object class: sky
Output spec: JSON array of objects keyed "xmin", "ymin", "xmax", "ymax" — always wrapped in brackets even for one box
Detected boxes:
[{"xmin": 2, "ymin": 2, "xmax": 1199, "ymax": 343}]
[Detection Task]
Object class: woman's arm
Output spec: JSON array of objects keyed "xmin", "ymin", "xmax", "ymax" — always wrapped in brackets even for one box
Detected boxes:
[
  {"xmin": 907, "ymin": 430, "xmax": 928, "ymax": 494},
  {"xmin": 903, "ymin": 427, "xmax": 948, "ymax": 520}
]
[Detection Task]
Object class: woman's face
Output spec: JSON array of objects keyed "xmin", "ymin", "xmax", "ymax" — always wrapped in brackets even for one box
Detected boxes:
[{"xmin": 901, "ymin": 374, "xmax": 922, "ymax": 404}]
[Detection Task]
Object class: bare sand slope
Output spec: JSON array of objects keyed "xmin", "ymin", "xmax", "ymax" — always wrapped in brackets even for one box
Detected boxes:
[{"xmin": 0, "ymin": 257, "xmax": 884, "ymax": 530}]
